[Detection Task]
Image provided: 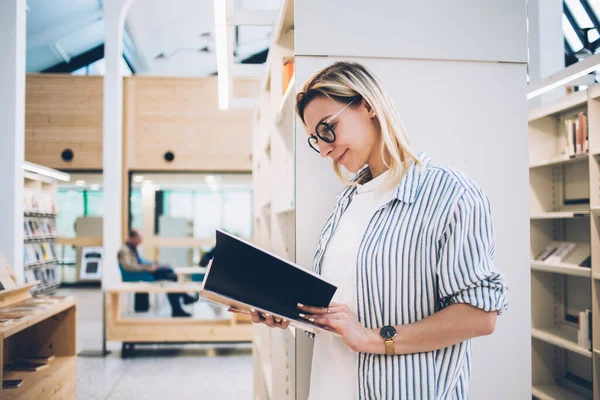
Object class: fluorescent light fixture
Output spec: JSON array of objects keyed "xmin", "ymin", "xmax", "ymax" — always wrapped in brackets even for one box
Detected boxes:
[
  {"xmin": 75, "ymin": 180, "xmax": 86, "ymax": 186},
  {"xmin": 214, "ymin": 0, "xmax": 229, "ymax": 110},
  {"xmin": 23, "ymin": 161, "xmax": 70, "ymax": 182},
  {"xmin": 90, "ymin": 184, "xmax": 100, "ymax": 191},
  {"xmin": 527, "ymin": 52, "xmax": 600, "ymax": 99},
  {"xmin": 133, "ymin": 175, "xmax": 144, "ymax": 183}
]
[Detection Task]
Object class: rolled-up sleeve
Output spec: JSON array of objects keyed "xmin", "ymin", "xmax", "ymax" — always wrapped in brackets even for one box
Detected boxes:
[{"xmin": 436, "ymin": 188, "xmax": 508, "ymax": 315}]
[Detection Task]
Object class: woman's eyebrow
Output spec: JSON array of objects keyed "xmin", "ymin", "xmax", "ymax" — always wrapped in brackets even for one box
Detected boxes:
[{"xmin": 318, "ymin": 114, "xmax": 332, "ymax": 124}]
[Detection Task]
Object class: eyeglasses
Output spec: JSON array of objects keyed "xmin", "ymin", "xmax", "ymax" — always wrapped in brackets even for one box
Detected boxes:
[{"xmin": 308, "ymin": 99, "xmax": 356, "ymax": 153}]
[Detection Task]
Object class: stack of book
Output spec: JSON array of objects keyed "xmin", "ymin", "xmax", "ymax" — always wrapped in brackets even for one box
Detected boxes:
[
  {"xmin": 564, "ymin": 112, "xmax": 588, "ymax": 157},
  {"xmin": 534, "ymin": 242, "xmax": 590, "ymax": 267},
  {"xmin": 23, "ymin": 242, "xmax": 57, "ymax": 265},
  {"xmin": 23, "ymin": 218, "xmax": 57, "ymax": 240}
]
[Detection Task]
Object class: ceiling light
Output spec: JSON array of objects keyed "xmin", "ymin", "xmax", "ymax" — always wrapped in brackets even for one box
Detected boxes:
[
  {"xmin": 90, "ymin": 184, "xmax": 100, "ymax": 191},
  {"xmin": 23, "ymin": 161, "xmax": 70, "ymax": 182},
  {"xmin": 214, "ymin": 0, "xmax": 229, "ymax": 110},
  {"xmin": 528, "ymin": 52, "xmax": 600, "ymax": 99},
  {"xmin": 133, "ymin": 175, "xmax": 144, "ymax": 183},
  {"xmin": 75, "ymin": 180, "xmax": 85, "ymax": 186}
]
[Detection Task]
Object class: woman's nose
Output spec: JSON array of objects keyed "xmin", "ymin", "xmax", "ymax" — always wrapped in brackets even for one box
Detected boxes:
[{"xmin": 319, "ymin": 141, "xmax": 334, "ymax": 158}]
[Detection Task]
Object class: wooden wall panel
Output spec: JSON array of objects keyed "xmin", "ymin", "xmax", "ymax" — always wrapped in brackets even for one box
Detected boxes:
[
  {"xmin": 125, "ymin": 76, "xmax": 256, "ymax": 172},
  {"xmin": 25, "ymin": 74, "xmax": 103, "ymax": 170}
]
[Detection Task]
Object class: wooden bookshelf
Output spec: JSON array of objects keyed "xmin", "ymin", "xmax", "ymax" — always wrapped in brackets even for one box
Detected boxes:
[
  {"xmin": 22, "ymin": 163, "xmax": 68, "ymax": 295},
  {"xmin": 530, "ymin": 87, "xmax": 598, "ymax": 398},
  {"xmin": 0, "ymin": 255, "xmax": 76, "ymax": 399}
]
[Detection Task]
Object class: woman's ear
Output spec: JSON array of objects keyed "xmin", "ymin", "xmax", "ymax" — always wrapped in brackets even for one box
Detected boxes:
[{"xmin": 362, "ymin": 99, "xmax": 377, "ymax": 119}]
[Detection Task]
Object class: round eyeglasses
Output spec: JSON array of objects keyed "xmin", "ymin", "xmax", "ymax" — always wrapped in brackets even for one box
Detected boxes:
[{"xmin": 308, "ymin": 99, "xmax": 356, "ymax": 153}]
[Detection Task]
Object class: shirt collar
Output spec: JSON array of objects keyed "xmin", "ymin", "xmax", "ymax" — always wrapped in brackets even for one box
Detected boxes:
[{"xmin": 335, "ymin": 152, "xmax": 431, "ymax": 205}]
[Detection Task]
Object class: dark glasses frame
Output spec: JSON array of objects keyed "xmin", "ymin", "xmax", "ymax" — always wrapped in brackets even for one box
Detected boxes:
[{"xmin": 308, "ymin": 99, "xmax": 356, "ymax": 153}]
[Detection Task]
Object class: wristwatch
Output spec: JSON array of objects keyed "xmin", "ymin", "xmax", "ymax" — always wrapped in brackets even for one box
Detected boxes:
[{"xmin": 380, "ymin": 326, "xmax": 397, "ymax": 355}]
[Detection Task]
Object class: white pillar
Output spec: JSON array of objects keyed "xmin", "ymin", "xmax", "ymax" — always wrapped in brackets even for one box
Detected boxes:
[
  {"xmin": 0, "ymin": 0, "xmax": 26, "ymax": 281},
  {"xmin": 103, "ymin": 0, "xmax": 134, "ymax": 289},
  {"xmin": 527, "ymin": 0, "xmax": 565, "ymax": 105}
]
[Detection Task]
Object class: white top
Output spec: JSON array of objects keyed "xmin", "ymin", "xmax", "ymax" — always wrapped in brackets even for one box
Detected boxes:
[{"xmin": 308, "ymin": 170, "xmax": 396, "ymax": 400}]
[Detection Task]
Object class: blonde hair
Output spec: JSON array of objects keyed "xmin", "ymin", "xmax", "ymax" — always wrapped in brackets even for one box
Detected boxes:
[{"xmin": 296, "ymin": 62, "xmax": 421, "ymax": 190}]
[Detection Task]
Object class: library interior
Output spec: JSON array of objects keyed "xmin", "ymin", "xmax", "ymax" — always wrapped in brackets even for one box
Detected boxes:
[{"xmin": 1, "ymin": 0, "xmax": 600, "ymax": 399}]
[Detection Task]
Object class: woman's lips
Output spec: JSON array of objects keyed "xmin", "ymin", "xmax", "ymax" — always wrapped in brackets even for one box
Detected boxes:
[{"xmin": 336, "ymin": 149, "xmax": 348, "ymax": 163}]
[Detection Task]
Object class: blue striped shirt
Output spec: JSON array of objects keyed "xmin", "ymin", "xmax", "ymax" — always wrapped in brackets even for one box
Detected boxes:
[{"xmin": 311, "ymin": 152, "xmax": 508, "ymax": 399}]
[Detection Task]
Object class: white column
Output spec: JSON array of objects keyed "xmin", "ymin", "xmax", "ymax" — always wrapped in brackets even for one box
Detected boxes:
[
  {"xmin": 103, "ymin": 0, "xmax": 134, "ymax": 289},
  {"xmin": 527, "ymin": 0, "xmax": 565, "ymax": 105},
  {"xmin": 0, "ymin": 0, "xmax": 26, "ymax": 281}
]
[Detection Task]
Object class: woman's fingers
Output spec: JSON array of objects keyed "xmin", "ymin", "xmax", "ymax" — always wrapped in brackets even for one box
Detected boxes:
[
  {"xmin": 280, "ymin": 320, "xmax": 291, "ymax": 329},
  {"xmin": 250, "ymin": 309, "xmax": 263, "ymax": 323},
  {"xmin": 297, "ymin": 303, "xmax": 327, "ymax": 314},
  {"xmin": 264, "ymin": 313, "xmax": 276, "ymax": 327}
]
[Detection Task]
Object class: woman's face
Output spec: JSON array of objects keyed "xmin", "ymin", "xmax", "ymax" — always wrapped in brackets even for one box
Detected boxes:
[{"xmin": 303, "ymin": 96, "xmax": 380, "ymax": 173}]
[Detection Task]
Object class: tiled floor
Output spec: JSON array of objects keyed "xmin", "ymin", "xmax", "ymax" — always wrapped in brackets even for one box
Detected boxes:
[{"xmin": 57, "ymin": 288, "xmax": 253, "ymax": 400}]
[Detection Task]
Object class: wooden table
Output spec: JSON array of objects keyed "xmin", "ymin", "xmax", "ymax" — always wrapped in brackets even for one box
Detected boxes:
[{"xmin": 104, "ymin": 283, "xmax": 252, "ymax": 358}]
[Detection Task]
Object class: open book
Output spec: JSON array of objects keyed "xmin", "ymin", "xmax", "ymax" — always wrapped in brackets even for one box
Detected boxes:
[{"xmin": 200, "ymin": 230, "xmax": 338, "ymax": 335}]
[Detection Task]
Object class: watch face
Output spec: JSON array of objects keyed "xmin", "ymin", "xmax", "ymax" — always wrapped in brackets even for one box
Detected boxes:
[{"xmin": 380, "ymin": 326, "xmax": 397, "ymax": 339}]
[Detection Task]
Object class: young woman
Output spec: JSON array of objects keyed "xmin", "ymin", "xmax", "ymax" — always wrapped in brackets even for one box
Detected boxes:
[{"xmin": 248, "ymin": 62, "xmax": 508, "ymax": 400}]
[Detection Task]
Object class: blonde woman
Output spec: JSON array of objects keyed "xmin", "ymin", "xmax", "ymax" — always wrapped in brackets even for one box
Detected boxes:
[{"xmin": 249, "ymin": 62, "xmax": 507, "ymax": 399}]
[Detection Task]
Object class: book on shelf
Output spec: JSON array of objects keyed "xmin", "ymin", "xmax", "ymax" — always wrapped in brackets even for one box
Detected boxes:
[
  {"xmin": 534, "ymin": 242, "xmax": 590, "ymax": 267},
  {"xmin": 564, "ymin": 112, "xmax": 588, "ymax": 157},
  {"xmin": 17, "ymin": 355, "xmax": 55, "ymax": 365},
  {"xmin": 545, "ymin": 242, "xmax": 576, "ymax": 263},
  {"xmin": 3, "ymin": 379, "xmax": 23, "ymax": 389},
  {"xmin": 4, "ymin": 361, "xmax": 48, "ymax": 372},
  {"xmin": 578, "ymin": 309, "xmax": 592, "ymax": 351},
  {"xmin": 200, "ymin": 229, "xmax": 338, "ymax": 336},
  {"xmin": 282, "ymin": 57, "xmax": 295, "ymax": 95},
  {"xmin": 24, "ymin": 270, "xmax": 35, "ymax": 283}
]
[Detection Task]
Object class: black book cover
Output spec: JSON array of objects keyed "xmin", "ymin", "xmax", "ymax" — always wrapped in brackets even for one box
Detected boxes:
[{"xmin": 202, "ymin": 230, "xmax": 337, "ymax": 326}]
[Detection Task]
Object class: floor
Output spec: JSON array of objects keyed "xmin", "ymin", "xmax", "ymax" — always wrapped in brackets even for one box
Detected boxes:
[{"xmin": 57, "ymin": 288, "xmax": 254, "ymax": 400}]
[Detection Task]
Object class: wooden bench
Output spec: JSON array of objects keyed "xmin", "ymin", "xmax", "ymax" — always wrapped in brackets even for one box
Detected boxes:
[{"xmin": 104, "ymin": 283, "xmax": 252, "ymax": 357}]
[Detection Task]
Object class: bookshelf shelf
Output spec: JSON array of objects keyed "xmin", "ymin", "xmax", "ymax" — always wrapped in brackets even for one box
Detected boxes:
[
  {"xmin": 23, "ymin": 211, "xmax": 57, "ymax": 218},
  {"xmin": 531, "ymin": 327, "xmax": 592, "ymax": 358},
  {"xmin": 531, "ymin": 211, "xmax": 590, "ymax": 220},
  {"xmin": 532, "ymin": 385, "xmax": 587, "ymax": 400},
  {"xmin": 529, "ymin": 153, "xmax": 589, "ymax": 169},
  {"xmin": 528, "ymin": 90, "xmax": 588, "ymax": 122},
  {"xmin": 24, "ymin": 260, "xmax": 58, "ymax": 270},
  {"xmin": 531, "ymin": 260, "xmax": 591, "ymax": 278}
]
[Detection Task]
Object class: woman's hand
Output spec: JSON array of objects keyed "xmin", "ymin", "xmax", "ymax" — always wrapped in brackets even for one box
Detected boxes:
[
  {"xmin": 298, "ymin": 302, "xmax": 377, "ymax": 352},
  {"xmin": 228, "ymin": 307, "xmax": 290, "ymax": 330}
]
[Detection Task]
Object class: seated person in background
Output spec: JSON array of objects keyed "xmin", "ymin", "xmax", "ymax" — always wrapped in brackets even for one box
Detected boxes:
[{"xmin": 118, "ymin": 229, "xmax": 198, "ymax": 317}]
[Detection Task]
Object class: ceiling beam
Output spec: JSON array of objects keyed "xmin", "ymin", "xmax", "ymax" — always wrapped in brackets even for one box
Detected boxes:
[
  {"xmin": 579, "ymin": 0, "xmax": 600, "ymax": 34},
  {"xmin": 563, "ymin": 1, "xmax": 587, "ymax": 47},
  {"xmin": 27, "ymin": 9, "xmax": 103, "ymax": 50}
]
